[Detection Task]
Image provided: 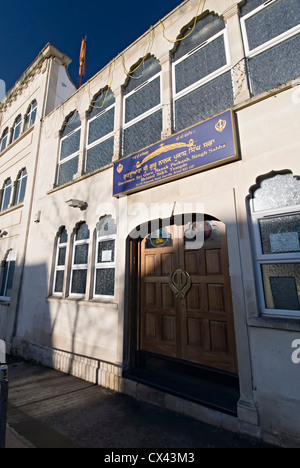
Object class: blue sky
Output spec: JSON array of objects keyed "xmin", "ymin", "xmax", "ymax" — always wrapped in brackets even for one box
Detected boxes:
[{"xmin": 0, "ymin": 0, "xmax": 184, "ymax": 94}]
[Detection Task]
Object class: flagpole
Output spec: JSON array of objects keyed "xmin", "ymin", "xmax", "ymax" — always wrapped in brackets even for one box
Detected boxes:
[{"xmin": 78, "ymin": 35, "xmax": 87, "ymax": 88}]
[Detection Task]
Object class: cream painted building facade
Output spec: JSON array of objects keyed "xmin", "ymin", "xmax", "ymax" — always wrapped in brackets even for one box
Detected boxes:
[{"xmin": 1, "ymin": 0, "xmax": 300, "ymax": 447}]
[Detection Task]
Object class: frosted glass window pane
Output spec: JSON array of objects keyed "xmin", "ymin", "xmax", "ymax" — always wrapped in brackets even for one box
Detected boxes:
[
  {"xmin": 85, "ymin": 137, "xmax": 114, "ymax": 173},
  {"xmin": 95, "ymin": 268, "xmax": 115, "ymax": 296},
  {"xmin": 248, "ymin": 34, "xmax": 300, "ymax": 96},
  {"xmin": 62, "ymin": 112, "xmax": 81, "ymax": 137},
  {"xmin": 76, "ymin": 223, "xmax": 89, "ymax": 240},
  {"xmin": 125, "ymin": 77, "xmax": 161, "ymax": 123},
  {"xmin": 253, "ymin": 174, "xmax": 300, "ymax": 211},
  {"xmin": 241, "ymin": 0, "xmax": 266, "ymax": 16},
  {"xmin": 123, "ymin": 110, "xmax": 162, "ymax": 157},
  {"xmin": 60, "ymin": 130, "xmax": 80, "ymax": 160},
  {"xmin": 71, "ymin": 269, "xmax": 87, "ymax": 294},
  {"xmin": 125, "ymin": 57, "xmax": 161, "ymax": 94},
  {"xmin": 89, "ymin": 90, "xmax": 115, "ymax": 119},
  {"xmin": 58, "ymin": 247, "xmax": 66, "ymax": 266},
  {"xmin": 175, "ymin": 35, "xmax": 227, "ymax": 93},
  {"xmin": 74, "ymin": 244, "xmax": 89, "ymax": 264},
  {"xmin": 88, "ymin": 108, "xmax": 114, "ymax": 145},
  {"xmin": 245, "ymin": 0, "xmax": 300, "ymax": 50},
  {"xmin": 57, "ymin": 156, "xmax": 78, "ymax": 186},
  {"xmin": 59, "ymin": 229, "xmax": 68, "ymax": 244},
  {"xmin": 262, "ymin": 263, "xmax": 300, "ymax": 310},
  {"xmin": 174, "ymin": 72, "xmax": 233, "ymax": 132},
  {"xmin": 97, "ymin": 217, "xmax": 117, "ymax": 236},
  {"xmin": 259, "ymin": 215, "xmax": 300, "ymax": 254},
  {"xmin": 174, "ymin": 15, "xmax": 225, "ymax": 61},
  {"xmin": 54, "ymin": 270, "xmax": 64, "ymax": 293},
  {"xmin": 98, "ymin": 240, "xmax": 115, "ymax": 263}
]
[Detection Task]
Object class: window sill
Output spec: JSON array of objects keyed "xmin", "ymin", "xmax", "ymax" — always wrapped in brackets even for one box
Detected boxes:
[
  {"xmin": 248, "ymin": 315, "xmax": 300, "ymax": 332},
  {"xmin": 47, "ymin": 296, "xmax": 118, "ymax": 309},
  {"xmin": 0, "ymin": 202, "xmax": 24, "ymax": 217},
  {"xmin": 47, "ymin": 162, "xmax": 113, "ymax": 194},
  {"xmin": 0, "ymin": 300, "xmax": 10, "ymax": 307},
  {"xmin": 0, "ymin": 126, "xmax": 34, "ymax": 157}
]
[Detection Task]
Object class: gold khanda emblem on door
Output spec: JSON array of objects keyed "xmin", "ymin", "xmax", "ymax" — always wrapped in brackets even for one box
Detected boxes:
[{"xmin": 169, "ymin": 269, "xmax": 192, "ymax": 299}]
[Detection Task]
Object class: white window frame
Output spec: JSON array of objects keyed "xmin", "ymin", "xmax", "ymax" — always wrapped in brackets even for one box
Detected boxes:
[
  {"xmin": 0, "ymin": 250, "xmax": 16, "ymax": 301},
  {"xmin": 172, "ymin": 27, "xmax": 231, "ymax": 129},
  {"xmin": 56, "ymin": 123, "xmax": 81, "ymax": 186},
  {"xmin": 1, "ymin": 179, "xmax": 12, "ymax": 211},
  {"xmin": 14, "ymin": 169, "xmax": 27, "ymax": 205},
  {"xmin": 69, "ymin": 224, "xmax": 89, "ymax": 298},
  {"xmin": 52, "ymin": 229, "xmax": 68, "ymax": 296},
  {"xmin": 0, "ymin": 128, "xmax": 8, "ymax": 152},
  {"xmin": 122, "ymin": 70, "xmax": 162, "ymax": 154},
  {"xmin": 11, "ymin": 115, "xmax": 22, "ymax": 143},
  {"xmin": 93, "ymin": 229, "xmax": 116, "ymax": 299},
  {"xmin": 250, "ymin": 201, "xmax": 300, "ymax": 318},
  {"xmin": 24, "ymin": 100, "xmax": 37, "ymax": 131},
  {"xmin": 240, "ymin": 0, "xmax": 300, "ymax": 59},
  {"xmin": 85, "ymin": 101, "xmax": 115, "ymax": 173}
]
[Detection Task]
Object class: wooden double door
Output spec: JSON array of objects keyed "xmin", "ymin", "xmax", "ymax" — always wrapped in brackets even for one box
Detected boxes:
[{"xmin": 139, "ymin": 219, "xmax": 238, "ymax": 374}]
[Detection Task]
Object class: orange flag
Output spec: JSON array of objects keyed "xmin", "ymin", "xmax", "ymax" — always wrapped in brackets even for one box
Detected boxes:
[{"xmin": 78, "ymin": 36, "xmax": 87, "ymax": 87}]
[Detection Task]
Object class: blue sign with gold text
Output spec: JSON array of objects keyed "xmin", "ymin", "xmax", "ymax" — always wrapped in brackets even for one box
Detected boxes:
[{"xmin": 113, "ymin": 110, "xmax": 238, "ymax": 197}]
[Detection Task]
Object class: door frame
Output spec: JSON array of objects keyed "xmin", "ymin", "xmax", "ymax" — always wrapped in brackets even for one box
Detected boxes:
[{"xmin": 126, "ymin": 214, "xmax": 238, "ymax": 375}]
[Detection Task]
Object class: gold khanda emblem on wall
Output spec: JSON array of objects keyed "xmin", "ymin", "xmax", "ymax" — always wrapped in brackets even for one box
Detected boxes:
[
  {"xmin": 215, "ymin": 119, "xmax": 227, "ymax": 133},
  {"xmin": 117, "ymin": 163, "xmax": 124, "ymax": 174},
  {"xmin": 169, "ymin": 269, "xmax": 192, "ymax": 299}
]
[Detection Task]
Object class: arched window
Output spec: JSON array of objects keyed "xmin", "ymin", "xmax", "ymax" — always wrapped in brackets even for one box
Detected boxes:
[
  {"xmin": 123, "ymin": 56, "xmax": 162, "ymax": 157},
  {"xmin": 0, "ymin": 128, "xmax": 8, "ymax": 152},
  {"xmin": 56, "ymin": 111, "xmax": 81, "ymax": 186},
  {"xmin": 70, "ymin": 222, "xmax": 89, "ymax": 296},
  {"xmin": 24, "ymin": 100, "xmax": 37, "ymax": 131},
  {"xmin": 249, "ymin": 172, "xmax": 300, "ymax": 317},
  {"xmin": 172, "ymin": 14, "xmax": 233, "ymax": 132},
  {"xmin": 241, "ymin": 0, "xmax": 300, "ymax": 95},
  {"xmin": 85, "ymin": 88, "xmax": 115, "ymax": 173},
  {"xmin": 11, "ymin": 115, "xmax": 22, "ymax": 143},
  {"xmin": 1, "ymin": 178, "xmax": 12, "ymax": 211},
  {"xmin": 13, "ymin": 169, "xmax": 27, "ymax": 205},
  {"xmin": 0, "ymin": 250, "xmax": 15, "ymax": 301},
  {"xmin": 94, "ymin": 216, "xmax": 117, "ymax": 298},
  {"xmin": 52, "ymin": 227, "xmax": 68, "ymax": 295}
]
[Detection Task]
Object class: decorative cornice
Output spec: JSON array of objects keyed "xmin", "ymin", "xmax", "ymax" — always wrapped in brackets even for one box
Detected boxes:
[{"xmin": 1, "ymin": 44, "xmax": 73, "ymax": 111}]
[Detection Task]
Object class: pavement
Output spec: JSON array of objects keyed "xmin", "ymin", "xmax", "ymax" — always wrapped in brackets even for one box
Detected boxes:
[{"xmin": 3, "ymin": 356, "xmax": 275, "ymax": 449}]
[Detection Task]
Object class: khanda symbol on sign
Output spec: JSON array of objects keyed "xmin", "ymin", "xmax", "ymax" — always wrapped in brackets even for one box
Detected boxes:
[{"xmin": 169, "ymin": 269, "xmax": 192, "ymax": 299}]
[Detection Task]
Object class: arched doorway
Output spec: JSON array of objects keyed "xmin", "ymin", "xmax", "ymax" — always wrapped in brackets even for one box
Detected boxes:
[{"xmin": 126, "ymin": 214, "xmax": 239, "ymax": 413}]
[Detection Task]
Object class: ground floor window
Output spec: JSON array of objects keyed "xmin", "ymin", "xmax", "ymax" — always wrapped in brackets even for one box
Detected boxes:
[
  {"xmin": 250, "ymin": 172, "xmax": 300, "ymax": 317},
  {"xmin": 0, "ymin": 250, "xmax": 15, "ymax": 301}
]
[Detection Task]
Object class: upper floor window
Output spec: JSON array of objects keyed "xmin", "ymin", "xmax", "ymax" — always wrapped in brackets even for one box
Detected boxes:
[
  {"xmin": 123, "ymin": 56, "xmax": 162, "ymax": 157},
  {"xmin": 52, "ymin": 227, "xmax": 68, "ymax": 295},
  {"xmin": 70, "ymin": 222, "xmax": 89, "ymax": 296},
  {"xmin": 0, "ymin": 128, "xmax": 8, "ymax": 152},
  {"xmin": 85, "ymin": 89, "xmax": 115, "ymax": 173},
  {"xmin": 172, "ymin": 14, "xmax": 233, "ymax": 132},
  {"xmin": 0, "ymin": 178, "xmax": 12, "ymax": 211},
  {"xmin": 94, "ymin": 216, "xmax": 117, "ymax": 298},
  {"xmin": 10, "ymin": 115, "xmax": 22, "ymax": 143},
  {"xmin": 57, "ymin": 112, "xmax": 81, "ymax": 186},
  {"xmin": 24, "ymin": 100, "xmax": 37, "ymax": 131},
  {"xmin": 241, "ymin": 0, "xmax": 300, "ymax": 95},
  {"xmin": 0, "ymin": 250, "xmax": 15, "ymax": 301},
  {"xmin": 249, "ymin": 172, "xmax": 300, "ymax": 317},
  {"xmin": 13, "ymin": 169, "xmax": 27, "ymax": 205}
]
